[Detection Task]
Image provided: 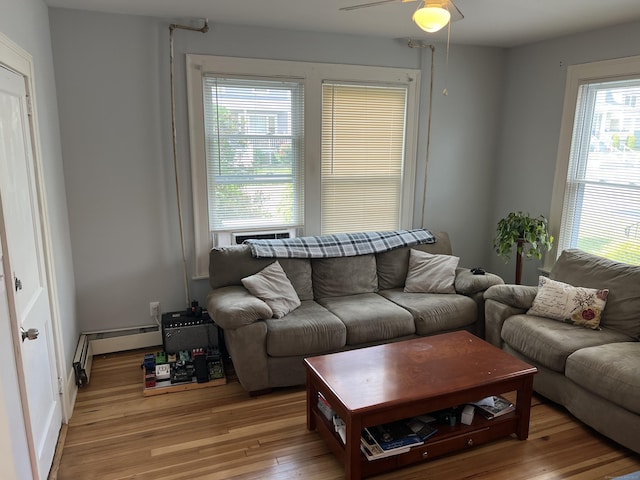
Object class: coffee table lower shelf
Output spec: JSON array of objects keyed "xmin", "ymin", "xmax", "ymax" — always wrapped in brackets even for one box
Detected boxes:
[
  {"xmin": 312, "ymin": 407, "xmax": 519, "ymax": 478},
  {"xmin": 313, "ymin": 409, "xmax": 518, "ymax": 478}
]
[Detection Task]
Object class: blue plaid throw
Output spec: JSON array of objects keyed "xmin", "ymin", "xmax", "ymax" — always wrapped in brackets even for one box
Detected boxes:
[{"xmin": 245, "ymin": 229, "xmax": 436, "ymax": 258}]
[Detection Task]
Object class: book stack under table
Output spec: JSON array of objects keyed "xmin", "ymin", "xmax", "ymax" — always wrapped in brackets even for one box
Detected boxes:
[{"xmin": 318, "ymin": 392, "xmax": 515, "ymax": 462}]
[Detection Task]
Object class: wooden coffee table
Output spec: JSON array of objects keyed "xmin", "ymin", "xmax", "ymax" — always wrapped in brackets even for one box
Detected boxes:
[{"xmin": 305, "ymin": 330, "xmax": 537, "ymax": 479}]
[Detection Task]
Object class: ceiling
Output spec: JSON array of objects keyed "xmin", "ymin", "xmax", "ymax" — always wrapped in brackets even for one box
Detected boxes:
[{"xmin": 44, "ymin": 0, "xmax": 640, "ymax": 48}]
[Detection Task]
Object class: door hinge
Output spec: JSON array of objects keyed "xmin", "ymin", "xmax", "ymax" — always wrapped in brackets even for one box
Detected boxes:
[
  {"xmin": 58, "ymin": 377, "xmax": 63, "ymax": 395},
  {"xmin": 26, "ymin": 95, "xmax": 33, "ymax": 116}
]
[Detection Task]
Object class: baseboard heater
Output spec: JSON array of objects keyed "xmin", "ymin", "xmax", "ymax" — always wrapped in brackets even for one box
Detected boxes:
[{"xmin": 73, "ymin": 334, "xmax": 93, "ymax": 387}]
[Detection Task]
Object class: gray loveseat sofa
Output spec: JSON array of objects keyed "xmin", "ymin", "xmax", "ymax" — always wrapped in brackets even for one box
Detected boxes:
[
  {"xmin": 206, "ymin": 231, "xmax": 503, "ymax": 394},
  {"xmin": 484, "ymin": 249, "xmax": 640, "ymax": 453}
]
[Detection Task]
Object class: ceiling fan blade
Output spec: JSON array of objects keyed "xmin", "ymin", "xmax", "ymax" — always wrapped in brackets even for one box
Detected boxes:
[
  {"xmin": 448, "ymin": 0, "xmax": 464, "ymax": 21},
  {"xmin": 340, "ymin": 0, "xmax": 414, "ymax": 12}
]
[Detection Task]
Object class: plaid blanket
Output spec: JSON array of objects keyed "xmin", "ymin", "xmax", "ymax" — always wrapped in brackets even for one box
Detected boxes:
[{"xmin": 245, "ymin": 229, "xmax": 436, "ymax": 258}]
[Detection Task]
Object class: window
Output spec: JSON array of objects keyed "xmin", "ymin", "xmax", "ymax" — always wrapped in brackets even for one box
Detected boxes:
[
  {"xmin": 187, "ymin": 55, "xmax": 420, "ymax": 277},
  {"xmin": 321, "ymin": 83, "xmax": 408, "ymax": 233},
  {"xmin": 549, "ymin": 56, "xmax": 640, "ymax": 268},
  {"xmin": 202, "ymin": 77, "xmax": 304, "ymax": 233}
]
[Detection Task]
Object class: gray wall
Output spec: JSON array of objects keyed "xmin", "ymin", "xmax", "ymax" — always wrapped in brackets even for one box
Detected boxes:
[
  {"xmin": 489, "ymin": 20, "xmax": 640, "ymax": 286},
  {"xmin": 46, "ymin": 7, "xmax": 640, "ymax": 334},
  {"xmin": 49, "ymin": 8, "xmax": 505, "ymax": 332}
]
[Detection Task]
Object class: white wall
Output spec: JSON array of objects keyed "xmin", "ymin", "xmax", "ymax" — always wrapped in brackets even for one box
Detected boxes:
[
  {"xmin": 489, "ymin": 20, "xmax": 640, "ymax": 285},
  {"xmin": 49, "ymin": 8, "xmax": 505, "ymax": 333}
]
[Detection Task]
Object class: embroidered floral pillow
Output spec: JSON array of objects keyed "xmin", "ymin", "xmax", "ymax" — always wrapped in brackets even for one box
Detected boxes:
[{"xmin": 527, "ymin": 276, "xmax": 608, "ymax": 330}]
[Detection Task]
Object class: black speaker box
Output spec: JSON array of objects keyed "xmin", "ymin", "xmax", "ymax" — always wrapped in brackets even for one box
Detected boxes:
[{"xmin": 161, "ymin": 311, "xmax": 219, "ymax": 354}]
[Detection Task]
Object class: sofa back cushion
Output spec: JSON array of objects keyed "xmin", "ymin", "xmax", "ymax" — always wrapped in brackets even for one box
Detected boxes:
[
  {"xmin": 209, "ymin": 245, "xmax": 314, "ymax": 301},
  {"xmin": 550, "ymin": 249, "xmax": 640, "ymax": 339},
  {"xmin": 376, "ymin": 231, "xmax": 453, "ymax": 290},
  {"xmin": 312, "ymin": 254, "xmax": 378, "ymax": 298}
]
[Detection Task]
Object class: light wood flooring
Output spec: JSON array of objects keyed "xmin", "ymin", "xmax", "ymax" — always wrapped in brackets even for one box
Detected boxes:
[{"xmin": 50, "ymin": 347, "xmax": 640, "ymax": 480}]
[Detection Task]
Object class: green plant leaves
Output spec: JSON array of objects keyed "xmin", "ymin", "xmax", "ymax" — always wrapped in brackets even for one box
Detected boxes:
[{"xmin": 494, "ymin": 211, "xmax": 553, "ymax": 261}]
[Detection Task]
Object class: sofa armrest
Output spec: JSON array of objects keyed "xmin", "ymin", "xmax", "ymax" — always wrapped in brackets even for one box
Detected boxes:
[
  {"xmin": 454, "ymin": 268, "xmax": 504, "ymax": 296},
  {"xmin": 483, "ymin": 284, "xmax": 538, "ymax": 309},
  {"xmin": 483, "ymin": 284, "xmax": 538, "ymax": 348},
  {"xmin": 206, "ymin": 285, "xmax": 273, "ymax": 330}
]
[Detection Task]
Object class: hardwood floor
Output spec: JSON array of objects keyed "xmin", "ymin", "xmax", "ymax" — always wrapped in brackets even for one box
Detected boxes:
[{"xmin": 51, "ymin": 348, "xmax": 640, "ymax": 480}]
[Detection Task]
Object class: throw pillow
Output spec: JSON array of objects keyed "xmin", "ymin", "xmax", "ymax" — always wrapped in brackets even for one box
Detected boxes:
[
  {"xmin": 527, "ymin": 276, "xmax": 608, "ymax": 330},
  {"xmin": 404, "ymin": 249, "xmax": 459, "ymax": 294},
  {"xmin": 241, "ymin": 261, "xmax": 301, "ymax": 318}
]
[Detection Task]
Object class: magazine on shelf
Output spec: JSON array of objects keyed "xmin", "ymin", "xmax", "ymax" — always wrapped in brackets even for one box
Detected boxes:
[
  {"xmin": 365, "ymin": 421, "xmax": 424, "ymax": 451},
  {"xmin": 471, "ymin": 395, "xmax": 515, "ymax": 419},
  {"xmin": 360, "ymin": 429, "xmax": 411, "ymax": 460}
]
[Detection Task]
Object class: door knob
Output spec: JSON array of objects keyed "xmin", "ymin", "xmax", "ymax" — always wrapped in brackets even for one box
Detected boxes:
[{"xmin": 21, "ymin": 327, "xmax": 39, "ymax": 342}]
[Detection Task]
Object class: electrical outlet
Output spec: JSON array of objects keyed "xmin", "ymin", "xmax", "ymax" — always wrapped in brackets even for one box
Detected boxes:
[{"xmin": 149, "ymin": 301, "xmax": 160, "ymax": 317}]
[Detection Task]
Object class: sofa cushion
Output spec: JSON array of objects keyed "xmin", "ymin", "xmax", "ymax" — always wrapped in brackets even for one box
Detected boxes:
[
  {"xmin": 376, "ymin": 231, "xmax": 453, "ymax": 290},
  {"xmin": 316, "ymin": 293, "xmax": 415, "ymax": 345},
  {"xmin": 278, "ymin": 258, "xmax": 314, "ymax": 301},
  {"xmin": 265, "ymin": 300, "xmax": 346, "ymax": 357},
  {"xmin": 551, "ymin": 249, "xmax": 640, "ymax": 339},
  {"xmin": 501, "ymin": 314, "xmax": 634, "ymax": 372},
  {"xmin": 404, "ymin": 250, "xmax": 459, "ymax": 294},
  {"xmin": 209, "ymin": 244, "xmax": 314, "ymax": 300},
  {"xmin": 379, "ymin": 289, "xmax": 476, "ymax": 335},
  {"xmin": 312, "ymin": 254, "xmax": 378, "ymax": 298},
  {"xmin": 241, "ymin": 261, "xmax": 301, "ymax": 318},
  {"xmin": 566, "ymin": 342, "xmax": 640, "ymax": 415},
  {"xmin": 527, "ymin": 276, "xmax": 609, "ymax": 330}
]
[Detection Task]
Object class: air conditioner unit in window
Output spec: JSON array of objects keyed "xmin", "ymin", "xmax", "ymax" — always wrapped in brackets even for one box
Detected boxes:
[{"xmin": 231, "ymin": 228, "xmax": 297, "ymax": 245}]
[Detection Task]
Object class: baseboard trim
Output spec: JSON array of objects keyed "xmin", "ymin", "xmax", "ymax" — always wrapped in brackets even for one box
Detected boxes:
[{"xmin": 89, "ymin": 329, "xmax": 162, "ymax": 356}]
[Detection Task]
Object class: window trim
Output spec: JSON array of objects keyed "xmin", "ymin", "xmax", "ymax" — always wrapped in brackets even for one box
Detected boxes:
[
  {"xmin": 186, "ymin": 55, "xmax": 421, "ymax": 278},
  {"xmin": 547, "ymin": 54, "xmax": 640, "ymax": 271}
]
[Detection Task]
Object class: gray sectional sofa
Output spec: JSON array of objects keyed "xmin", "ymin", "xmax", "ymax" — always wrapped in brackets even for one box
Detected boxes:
[
  {"xmin": 484, "ymin": 249, "xmax": 640, "ymax": 453},
  {"xmin": 206, "ymin": 231, "xmax": 503, "ymax": 394}
]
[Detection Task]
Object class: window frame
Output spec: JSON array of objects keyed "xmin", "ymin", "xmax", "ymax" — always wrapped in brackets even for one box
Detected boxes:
[
  {"xmin": 547, "ymin": 54, "xmax": 640, "ymax": 271},
  {"xmin": 186, "ymin": 55, "xmax": 420, "ymax": 278}
]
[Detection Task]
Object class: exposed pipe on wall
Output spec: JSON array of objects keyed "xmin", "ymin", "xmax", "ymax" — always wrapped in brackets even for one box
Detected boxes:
[
  {"xmin": 169, "ymin": 19, "xmax": 209, "ymax": 308},
  {"xmin": 408, "ymin": 40, "xmax": 435, "ymax": 229}
]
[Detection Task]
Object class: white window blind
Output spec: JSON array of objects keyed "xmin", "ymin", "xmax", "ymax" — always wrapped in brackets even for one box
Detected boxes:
[
  {"xmin": 202, "ymin": 76, "xmax": 304, "ymax": 232},
  {"xmin": 321, "ymin": 82, "xmax": 407, "ymax": 234},
  {"xmin": 559, "ymin": 78, "xmax": 640, "ymax": 265}
]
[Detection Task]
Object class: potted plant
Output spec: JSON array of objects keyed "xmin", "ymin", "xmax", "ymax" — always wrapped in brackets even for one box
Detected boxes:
[{"xmin": 494, "ymin": 212, "xmax": 554, "ymax": 284}]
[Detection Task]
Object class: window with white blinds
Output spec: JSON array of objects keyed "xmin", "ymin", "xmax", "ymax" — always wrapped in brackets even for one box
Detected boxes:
[
  {"xmin": 202, "ymin": 76, "xmax": 304, "ymax": 232},
  {"xmin": 187, "ymin": 55, "xmax": 420, "ymax": 278},
  {"xmin": 321, "ymin": 82, "xmax": 408, "ymax": 234},
  {"xmin": 557, "ymin": 76, "xmax": 640, "ymax": 265}
]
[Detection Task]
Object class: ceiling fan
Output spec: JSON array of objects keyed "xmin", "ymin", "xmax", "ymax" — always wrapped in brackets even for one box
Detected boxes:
[{"xmin": 340, "ymin": 0, "xmax": 464, "ymax": 33}]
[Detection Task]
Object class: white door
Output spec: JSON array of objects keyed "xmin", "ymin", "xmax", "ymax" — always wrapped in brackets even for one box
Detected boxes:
[{"xmin": 0, "ymin": 65, "xmax": 61, "ymax": 480}]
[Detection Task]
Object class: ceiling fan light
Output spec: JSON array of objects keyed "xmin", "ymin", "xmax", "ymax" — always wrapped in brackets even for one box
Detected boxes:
[{"xmin": 412, "ymin": 4, "xmax": 451, "ymax": 33}]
